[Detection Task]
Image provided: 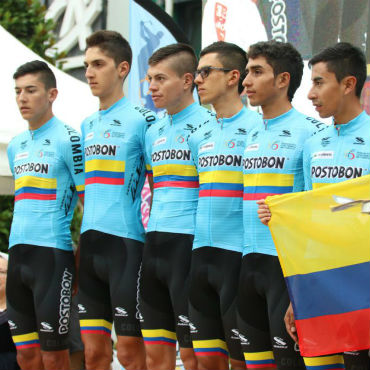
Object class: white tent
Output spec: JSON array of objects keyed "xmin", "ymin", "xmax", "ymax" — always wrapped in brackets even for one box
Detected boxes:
[{"xmin": 0, "ymin": 25, "xmax": 97, "ymax": 194}]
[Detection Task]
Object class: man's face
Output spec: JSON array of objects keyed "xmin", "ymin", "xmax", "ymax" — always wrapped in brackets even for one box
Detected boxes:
[
  {"xmin": 0, "ymin": 258, "xmax": 7, "ymax": 294},
  {"xmin": 194, "ymin": 52, "xmax": 231, "ymax": 105},
  {"xmin": 308, "ymin": 62, "xmax": 343, "ymax": 118},
  {"xmin": 147, "ymin": 59, "xmax": 189, "ymax": 112},
  {"xmin": 84, "ymin": 46, "xmax": 125, "ymax": 100},
  {"xmin": 15, "ymin": 74, "xmax": 54, "ymax": 125},
  {"xmin": 242, "ymin": 56, "xmax": 279, "ymax": 107}
]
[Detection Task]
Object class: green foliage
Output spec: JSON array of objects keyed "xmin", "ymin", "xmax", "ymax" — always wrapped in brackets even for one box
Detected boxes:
[
  {"xmin": 0, "ymin": 196, "xmax": 14, "ymax": 253},
  {"xmin": 0, "ymin": 0, "xmax": 63, "ymax": 64}
]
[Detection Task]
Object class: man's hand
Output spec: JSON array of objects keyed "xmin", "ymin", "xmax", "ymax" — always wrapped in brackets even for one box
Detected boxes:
[
  {"xmin": 284, "ymin": 302, "xmax": 298, "ymax": 343},
  {"xmin": 257, "ymin": 199, "xmax": 272, "ymax": 225}
]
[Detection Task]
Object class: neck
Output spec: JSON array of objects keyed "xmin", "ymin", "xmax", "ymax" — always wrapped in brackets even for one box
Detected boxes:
[
  {"xmin": 99, "ymin": 89, "xmax": 124, "ymax": 111},
  {"xmin": 28, "ymin": 111, "xmax": 54, "ymax": 131},
  {"xmin": 167, "ymin": 95, "xmax": 194, "ymax": 116},
  {"xmin": 261, "ymin": 95, "xmax": 292, "ymax": 119},
  {"xmin": 333, "ymin": 98, "xmax": 362, "ymax": 124},
  {"xmin": 213, "ymin": 91, "xmax": 243, "ymax": 119}
]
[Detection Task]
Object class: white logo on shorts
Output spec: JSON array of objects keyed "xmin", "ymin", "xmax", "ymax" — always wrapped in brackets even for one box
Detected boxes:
[
  {"xmin": 178, "ymin": 315, "xmax": 190, "ymax": 326},
  {"xmin": 273, "ymin": 336, "xmax": 288, "ymax": 349},
  {"xmin": 40, "ymin": 322, "xmax": 54, "ymax": 332},
  {"xmin": 189, "ymin": 321, "xmax": 198, "ymax": 333},
  {"xmin": 78, "ymin": 304, "xmax": 86, "ymax": 313},
  {"xmin": 115, "ymin": 307, "xmax": 128, "ymax": 317},
  {"xmin": 8, "ymin": 320, "xmax": 17, "ymax": 330}
]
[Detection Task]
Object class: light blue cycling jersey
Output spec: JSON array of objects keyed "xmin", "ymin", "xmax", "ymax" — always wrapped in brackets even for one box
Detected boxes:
[
  {"xmin": 7, "ymin": 116, "xmax": 85, "ymax": 251},
  {"xmin": 188, "ymin": 106, "xmax": 261, "ymax": 252},
  {"xmin": 243, "ymin": 108, "xmax": 327, "ymax": 256},
  {"xmin": 145, "ymin": 102, "xmax": 214, "ymax": 234},
  {"xmin": 81, "ymin": 97, "xmax": 156, "ymax": 242},
  {"xmin": 303, "ymin": 110, "xmax": 370, "ymax": 190}
]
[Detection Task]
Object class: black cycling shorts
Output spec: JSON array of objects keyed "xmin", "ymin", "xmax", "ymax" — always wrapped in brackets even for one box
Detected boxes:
[
  {"xmin": 7, "ymin": 244, "xmax": 74, "ymax": 352},
  {"xmin": 236, "ymin": 253, "xmax": 306, "ymax": 370},
  {"xmin": 139, "ymin": 231, "xmax": 194, "ymax": 348},
  {"xmin": 78, "ymin": 230, "xmax": 143, "ymax": 338},
  {"xmin": 189, "ymin": 247, "xmax": 243, "ymax": 361}
]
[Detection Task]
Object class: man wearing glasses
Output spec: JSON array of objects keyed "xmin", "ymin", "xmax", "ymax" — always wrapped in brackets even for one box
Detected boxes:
[{"xmin": 187, "ymin": 41, "xmax": 262, "ymax": 370}]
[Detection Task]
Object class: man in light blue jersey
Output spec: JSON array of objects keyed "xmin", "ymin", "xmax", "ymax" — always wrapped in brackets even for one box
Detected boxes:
[
  {"xmin": 236, "ymin": 40, "xmax": 331, "ymax": 370},
  {"xmin": 78, "ymin": 30, "xmax": 156, "ymax": 370},
  {"xmin": 7, "ymin": 60, "xmax": 84, "ymax": 370},
  {"xmin": 140, "ymin": 43, "xmax": 213, "ymax": 370},
  {"xmin": 278, "ymin": 42, "xmax": 370, "ymax": 370},
  {"xmin": 187, "ymin": 41, "xmax": 261, "ymax": 370}
]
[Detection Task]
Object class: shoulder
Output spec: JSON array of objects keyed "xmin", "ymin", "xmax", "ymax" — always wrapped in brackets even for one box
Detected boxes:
[
  {"xmin": 187, "ymin": 115, "xmax": 215, "ymax": 144},
  {"xmin": 121, "ymin": 101, "xmax": 157, "ymax": 127}
]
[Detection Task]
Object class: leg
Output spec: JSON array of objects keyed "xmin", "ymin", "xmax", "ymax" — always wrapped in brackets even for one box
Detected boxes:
[
  {"xmin": 116, "ymin": 336, "xmax": 147, "ymax": 370},
  {"xmin": 81, "ymin": 332, "xmax": 112, "ymax": 370},
  {"xmin": 41, "ymin": 349, "xmax": 71, "ymax": 370},
  {"xmin": 144, "ymin": 342, "xmax": 176, "ymax": 370},
  {"xmin": 16, "ymin": 347, "xmax": 44, "ymax": 370},
  {"xmin": 180, "ymin": 347, "xmax": 198, "ymax": 370}
]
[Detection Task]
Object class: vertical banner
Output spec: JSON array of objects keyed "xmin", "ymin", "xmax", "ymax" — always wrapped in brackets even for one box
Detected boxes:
[{"xmin": 128, "ymin": 0, "xmax": 189, "ymax": 230}]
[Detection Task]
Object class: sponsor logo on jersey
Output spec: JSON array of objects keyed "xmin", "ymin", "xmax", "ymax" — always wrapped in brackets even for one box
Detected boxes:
[
  {"xmin": 151, "ymin": 149, "xmax": 191, "ymax": 162},
  {"xmin": 85, "ymin": 144, "xmax": 117, "ymax": 157},
  {"xmin": 14, "ymin": 162, "xmax": 49, "ymax": 175},
  {"xmin": 184, "ymin": 124, "xmax": 195, "ymax": 131},
  {"xmin": 8, "ymin": 320, "xmax": 16, "ymax": 330},
  {"xmin": 176, "ymin": 135, "xmax": 185, "ymax": 144},
  {"xmin": 313, "ymin": 151, "xmax": 334, "ymax": 159},
  {"xmin": 204, "ymin": 130, "xmax": 212, "ymax": 140},
  {"xmin": 252, "ymin": 131, "xmax": 259, "ymax": 141},
  {"xmin": 158, "ymin": 126, "xmax": 165, "ymax": 135},
  {"xmin": 321, "ymin": 137, "xmax": 331, "ymax": 147},
  {"xmin": 43, "ymin": 139, "xmax": 51, "ymax": 146},
  {"xmin": 279, "ymin": 130, "xmax": 291, "ymax": 137},
  {"xmin": 354, "ymin": 137, "xmax": 365, "ymax": 145},
  {"xmin": 227, "ymin": 140, "xmax": 236, "ymax": 148},
  {"xmin": 270, "ymin": 141, "xmax": 279, "ymax": 150},
  {"xmin": 40, "ymin": 322, "xmax": 54, "ymax": 332},
  {"xmin": 346, "ymin": 150, "xmax": 356, "ymax": 160},
  {"xmin": 65, "ymin": 125, "xmax": 83, "ymax": 175},
  {"xmin": 311, "ymin": 165, "xmax": 363, "ymax": 179},
  {"xmin": 102, "ymin": 130, "xmax": 125, "ymax": 139},
  {"xmin": 78, "ymin": 304, "xmax": 86, "ymax": 314},
  {"xmin": 243, "ymin": 156, "xmax": 286, "ymax": 170},
  {"xmin": 89, "ymin": 121, "xmax": 94, "ymax": 130},
  {"xmin": 85, "ymin": 132, "xmax": 94, "ymax": 141},
  {"xmin": 59, "ymin": 269, "xmax": 72, "ymax": 334},
  {"xmin": 37, "ymin": 150, "xmax": 54, "ymax": 158},
  {"xmin": 199, "ymin": 154, "xmax": 242, "ymax": 167},
  {"xmin": 20, "ymin": 140, "xmax": 28, "ymax": 150},
  {"xmin": 15, "ymin": 152, "xmax": 29, "ymax": 161},
  {"xmin": 273, "ymin": 336, "xmax": 288, "ymax": 349},
  {"xmin": 246, "ymin": 143, "xmax": 259, "ymax": 152},
  {"xmin": 306, "ymin": 116, "xmax": 327, "ymax": 133},
  {"xmin": 236, "ymin": 128, "xmax": 247, "ymax": 135},
  {"xmin": 199, "ymin": 142, "xmax": 215, "ymax": 152},
  {"xmin": 134, "ymin": 106, "xmax": 156, "ymax": 123},
  {"xmin": 115, "ymin": 307, "xmax": 128, "ymax": 317},
  {"xmin": 153, "ymin": 137, "xmax": 167, "ymax": 147},
  {"xmin": 110, "ymin": 119, "xmax": 122, "ymax": 126}
]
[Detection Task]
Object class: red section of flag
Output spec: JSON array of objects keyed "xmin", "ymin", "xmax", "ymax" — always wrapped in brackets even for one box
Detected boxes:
[{"xmin": 214, "ymin": 2, "xmax": 227, "ymax": 41}]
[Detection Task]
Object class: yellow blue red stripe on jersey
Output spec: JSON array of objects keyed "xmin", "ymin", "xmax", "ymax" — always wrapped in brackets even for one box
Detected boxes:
[
  {"xmin": 199, "ymin": 170, "xmax": 243, "ymax": 198},
  {"xmin": 152, "ymin": 164, "xmax": 198, "ymax": 189},
  {"xmin": 303, "ymin": 354, "xmax": 345, "ymax": 370},
  {"xmin": 243, "ymin": 173, "xmax": 294, "ymax": 200},
  {"xmin": 75, "ymin": 184, "xmax": 85, "ymax": 199},
  {"xmin": 141, "ymin": 329, "xmax": 177, "ymax": 347},
  {"xmin": 85, "ymin": 159, "xmax": 125, "ymax": 186},
  {"xmin": 146, "ymin": 164, "xmax": 153, "ymax": 177},
  {"xmin": 244, "ymin": 351, "xmax": 276, "ymax": 368},
  {"xmin": 79, "ymin": 319, "xmax": 112, "ymax": 337},
  {"xmin": 12, "ymin": 332, "xmax": 40, "ymax": 349},
  {"xmin": 14, "ymin": 176, "xmax": 57, "ymax": 202},
  {"xmin": 192, "ymin": 339, "xmax": 229, "ymax": 358}
]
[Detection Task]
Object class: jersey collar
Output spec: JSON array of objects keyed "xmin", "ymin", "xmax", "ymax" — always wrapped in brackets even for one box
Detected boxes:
[
  {"xmin": 29, "ymin": 116, "xmax": 57, "ymax": 139},
  {"xmin": 263, "ymin": 108, "xmax": 296, "ymax": 129},
  {"xmin": 333, "ymin": 111, "xmax": 369, "ymax": 135},
  {"xmin": 99, "ymin": 96, "xmax": 128, "ymax": 116},
  {"xmin": 167, "ymin": 102, "xmax": 200, "ymax": 125},
  {"xmin": 216, "ymin": 106, "xmax": 246, "ymax": 129}
]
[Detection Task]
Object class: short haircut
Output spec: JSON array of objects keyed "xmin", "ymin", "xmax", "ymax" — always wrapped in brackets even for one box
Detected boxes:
[
  {"xmin": 309, "ymin": 42, "xmax": 366, "ymax": 97},
  {"xmin": 248, "ymin": 40, "xmax": 303, "ymax": 101},
  {"xmin": 149, "ymin": 43, "xmax": 197, "ymax": 76},
  {"xmin": 13, "ymin": 60, "xmax": 56, "ymax": 90},
  {"xmin": 200, "ymin": 41, "xmax": 247, "ymax": 94},
  {"xmin": 86, "ymin": 30, "xmax": 132, "ymax": 68}
]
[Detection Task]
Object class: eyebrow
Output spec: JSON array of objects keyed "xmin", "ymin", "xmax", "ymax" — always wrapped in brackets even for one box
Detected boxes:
[
  {"xmin": 15, "ymin": 85, "xmax": 37, "ymax": 90},
  {"xmin": 247, "ymin": 64, "xmax": 264, "ymax": 71},
  {"xmin": 84, "ymin": 58, "xmax": 105, "ymax": 66},
  {"xmin": 312, "ymin": 76, "xmax": 323, "ymax": 82}
]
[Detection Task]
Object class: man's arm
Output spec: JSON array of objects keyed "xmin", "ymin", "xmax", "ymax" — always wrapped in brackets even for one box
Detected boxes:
[{"xmin": 257, "ymin": 199, "xmax": 271, "ymax": 225}]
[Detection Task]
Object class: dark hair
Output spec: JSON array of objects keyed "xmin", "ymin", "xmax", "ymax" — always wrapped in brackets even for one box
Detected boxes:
[
  {"xmin": 86, "ymin": 30, "xmax": 132, "ymax": 68},
  {"xmin": 248, "ymin": 40, "xmax": 303, "ymax": 101},
  {"xmin": 200, "ymin": 41, "xmax": 247, "ymax": 94},
  {"xmin": 13, "ymin": 60, "xmax": 56, "ymax": 90},
  {"xmin": 309, "ymin": 42, "xmax": 366, "ymax": 97}
]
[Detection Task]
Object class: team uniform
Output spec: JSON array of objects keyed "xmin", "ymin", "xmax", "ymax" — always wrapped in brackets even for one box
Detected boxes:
[
  {"xmin": 140, "ymin": 102, "xmax": 214, "ymax": 349},
  {"xmin": 78, "ymin": 97, "xmax": 156, "ymax": 338},
  {"xmin": 6, "ymin": 117, "xmax": 84, "ymax": 351},
  {"xmin": 237, "ymin": 108, "xmax": 327, "ymax": 369},
  {"xmin": 187, "ymin": 106, "xmax": 261, "ymax": 361},
  {"xmin": 303, "ymin": 111, "xmax": 370, "ymax": 370}
]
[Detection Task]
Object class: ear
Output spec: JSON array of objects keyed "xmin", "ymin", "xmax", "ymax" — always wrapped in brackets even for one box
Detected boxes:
[
  {"xmin": 117, "ymin": 61, "xmax": 130, "ymax": 79},
  {"xmin": 183, "ymin": 72, "xmax": 194, "ymax": 91},
  {"xmin": 276, "ymin": 71, "xmax": 290, "ymax": 89},
  {"xmin": 228, "ymin": 70, "xmax": 241, "ymax": 88},
  {"xmin": 342, "ymin": 76, "xmax": 357, "ymax": 96},
  {"xmin": 48, "ymin": 88, "xmax": 58, "ymax": 104}
]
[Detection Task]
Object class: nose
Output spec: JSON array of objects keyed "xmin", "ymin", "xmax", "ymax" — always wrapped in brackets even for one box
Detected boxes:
[
  {"xmin": 85, "ymin": 65, "xmax": 93, "ymax": 80},
  {"xmin": 194, "ymin": 73, "xmax": 203, "ymax": 86},
  {"xmin": 307, "ymin": 85, "xmax": 316, "ymax": 100},
  {"xmin": 17, "ymin": 90, "xmax": 27, "ymax": 103},
  {"xmin": 148, "ymin": 79, "xmax": 157, "ymax": 93},
  {"xmin": 242, "ymin": 73, "xmax": 251, "ymax": 88}
]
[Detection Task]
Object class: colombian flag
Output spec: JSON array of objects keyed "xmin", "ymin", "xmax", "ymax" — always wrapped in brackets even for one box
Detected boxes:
[{"xmin": 266, "ymin": 175, "xmax": 370, "ymax": 357}]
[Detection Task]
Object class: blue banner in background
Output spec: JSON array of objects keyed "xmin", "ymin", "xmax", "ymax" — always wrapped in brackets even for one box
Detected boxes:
[{"xmin": 128, "ymin": 0, "xmax": 189, "ymax": 114}]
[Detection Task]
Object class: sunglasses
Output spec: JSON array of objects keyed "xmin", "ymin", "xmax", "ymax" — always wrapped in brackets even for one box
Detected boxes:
[{"xmin": 194, "ymin": 66, "xmax": 232, "ymax": 79}]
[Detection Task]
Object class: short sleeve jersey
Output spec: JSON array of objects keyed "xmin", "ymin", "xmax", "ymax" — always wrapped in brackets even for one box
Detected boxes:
[
  {"xmin": 188, "ymin": 106, "xmax": 261, "ymax": 252},
  {"xmin": 243, "ymin": 108, "xmax": 327, "ymax": 256},
  {"xmin": 145, "ymin": 103, "xmax": 214, "ymax": 234},
  {"xmin": 7, "ymin": 117, "xmax": 85, "ymax": 251},
  {"xmin": 81, "ymin": 97, "xmax": 156, "ymax": 242},
  {"xmin": 303, "ymin": 111, "xmax": 370, "ymax": 190}
]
